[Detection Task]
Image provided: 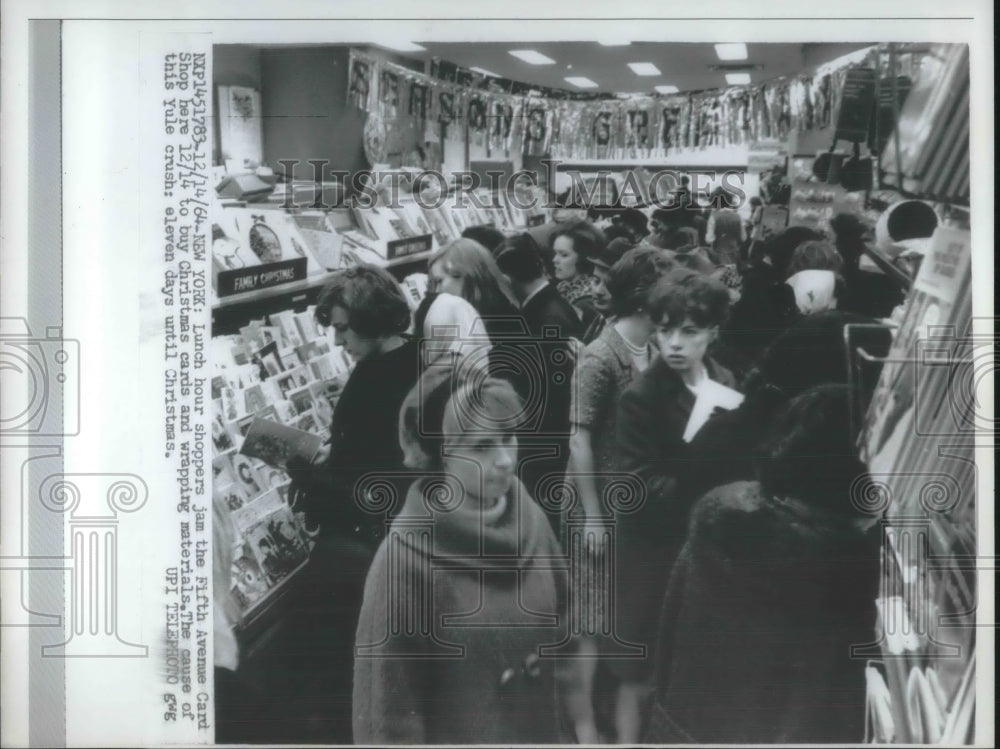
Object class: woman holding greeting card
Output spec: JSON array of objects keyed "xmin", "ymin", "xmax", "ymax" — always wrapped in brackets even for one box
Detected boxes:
[{"xmin": 285, "ymin": 264, "xmax": 424, "ymax": 742}]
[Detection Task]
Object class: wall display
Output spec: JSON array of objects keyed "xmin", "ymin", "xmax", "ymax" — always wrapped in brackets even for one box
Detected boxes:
[
  {"xmin": 211, "ymin": 303, "xmax": 348, "ymax": 626},
  {"xmin": 881, "ymin": 44, "xmax": 969, "ymax": 204},
  {"xmin": 217, "ymin": 85, "xmax": 264, "ymax": 170},
  {"xmin": 858, "ymin": 224, "xmax": 976, "ymax": 745}
]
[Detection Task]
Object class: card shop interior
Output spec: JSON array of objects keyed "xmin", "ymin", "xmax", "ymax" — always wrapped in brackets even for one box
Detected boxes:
[{"xmin": 207, "ymin": 39, "xmax": 977, "ymax": 745}]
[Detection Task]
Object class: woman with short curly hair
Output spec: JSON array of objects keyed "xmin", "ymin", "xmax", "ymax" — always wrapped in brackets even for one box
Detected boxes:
[{"xmin": 612, "ymin": 268, "xmax": 737, "ymax": 742}]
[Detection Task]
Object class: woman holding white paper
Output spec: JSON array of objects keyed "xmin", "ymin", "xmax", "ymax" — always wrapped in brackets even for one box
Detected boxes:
[{"xmin": 612, "ymin": 268, "xmax": 736, "ymax": 742}]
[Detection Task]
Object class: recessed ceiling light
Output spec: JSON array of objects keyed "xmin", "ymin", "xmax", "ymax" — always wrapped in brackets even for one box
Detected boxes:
[
  {"xmin": 598, "ymin": 41, "xmax": 632, "ymax": 46},
  {"xmin": 470, "ymin": 67, "xmax": 499, "ymax": 77},
  {"xmin": 628, "ymin": 62, "xmax": 661, "ymax": 76},
  {"xmin": 655, "ymin": 84, "xmax": 680, "ymax": 94},
  {"xmin": 509, "ymin": 49, "xmax": 556, "ymax": 65},
  {"xmin": 378, "ymin": 42, "xmax": 426, "ymax": 52},
  {"xmin": 725, "ymin": 72, "xmax": 752, "ymax": 85},
  {"xmin": 565, "ymin": 76, "xmax": 599, "ymax": 89},
  {"xmin": 715, "ymin": 43, "xmax": 748, "ymax": 61}
]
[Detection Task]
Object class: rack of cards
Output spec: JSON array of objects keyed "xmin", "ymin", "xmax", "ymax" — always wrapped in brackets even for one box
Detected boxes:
[
  {"xmin": 211, "ymin": 304, "xmax": 353, "ymax": 628},
  {"xmin": 856, "ymin": 223, "xmax": 976, "ymax": 744}
]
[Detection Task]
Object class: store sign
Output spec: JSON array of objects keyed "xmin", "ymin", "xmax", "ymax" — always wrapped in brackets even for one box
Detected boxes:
[
  {"xmin": 834, "ymin": 67, "xmax": 878, "ymax": 143},
  {"xmin": 747, "ymin": 139, "xmax": 788, "ymax": 172},
  {"xmin": 217, "ymin": 257, "xmax": 308, "ymax": 297},
  {"xmin": 386, "ymin": 233, "xmax": 433, "ymax": 260}
]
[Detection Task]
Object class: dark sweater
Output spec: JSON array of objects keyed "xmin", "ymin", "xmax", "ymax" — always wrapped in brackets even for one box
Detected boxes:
[
  {"xmin": 615, "ymin": 355, "xmax": 735, "ymax": 547},
  {"xmin": 353, "ymin": 477, "xmax": 564, "ymax": 744},
  {"xmin": 302, "ymin": 337, "xmax": 423, "ymax": 549},
  {"xmin": 647, "ymin": 481, "xmax": 879, "ymax": 744}
]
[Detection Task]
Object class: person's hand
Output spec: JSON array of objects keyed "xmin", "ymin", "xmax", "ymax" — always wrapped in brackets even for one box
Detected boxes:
[{"xmin": 311, "ymin": 443, "xmax": 331, "ymax": 465}]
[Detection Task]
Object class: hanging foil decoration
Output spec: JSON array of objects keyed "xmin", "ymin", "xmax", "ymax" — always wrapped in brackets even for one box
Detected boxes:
[
  {"xmin": 488, "ymin": 98, "xmax": 515, "ymax": 156},
  {"xmin": 362, "ymin": 112, "xmax": 388, "ymax": 166},
  {"xmin": 409, "ymin": 82, "xmax": 429, "ymax": 122},
  {"xmin": 592, "ymin": 109, "xmax": 614, "ymax": 158},
  {"xmin": 750, "ymin": 85, "xmax": 767, "ymax": 140},
  {"xmin": 659, "ymin": 103, "xmax": 681, "ymax": 154},
  {"xmin": 523, "ymin": 102, "xmax": 549, "ymax": 157},
  {"xmin": 467, "ymin": 95, "xmax": 487, "ymax": 132},
  {"xmin": 775, "ymin": 82, "xmax": 792, "ymax": 138},
  {"xmin": 380, "ymin": 69, "xmax": 400, "ymax": 114},
  {"xmin": 815, "ymin": 74, "xmax": 833, "ymax": 129},
  {"xmin": 348, "ymin": 54, "xmax": 372, "ymax": 111},
  {"xmin": 625, "ymin": 106, "xmax": 651, "ymax": 156},
  {"xmin": 507, "ymin": 98, "xmax": 524, "ymax": 158}
]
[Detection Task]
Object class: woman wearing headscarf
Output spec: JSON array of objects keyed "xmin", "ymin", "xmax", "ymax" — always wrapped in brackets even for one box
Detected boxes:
[{"xmin": 354, "ymin": 370, "xmax": 568, "ymax": 744}]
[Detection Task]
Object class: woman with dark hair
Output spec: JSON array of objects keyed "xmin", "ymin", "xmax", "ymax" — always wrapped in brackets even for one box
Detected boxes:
[
  {"xmin": 550, "ymin": 219, "xmax": 605, "ymax": 330},
  {"xmin": 283, "ymin": 263, "xmax": 425, "ymax": 742},
  {"xmin": 305, "ymin": 264, "xmax": 422, "ymax": 543},
  {"xmin": 353, "ymin": 371, "xmax": 567, "ymax": 744},
  {"xmin": 646, "ymin": 384, "xmax": 880, "ymax": 744},
  {"xmin": 460, "ymin": 224, "xmax": 506, "ymax": 254},
  {"xmin": 682, "ymin": 309, "xmax": 893, "ymax": 503},
  {"xmin": 612, "ymin": 268, "xmax": 735, "ymax": 742},
  {"xmin": 563, "ymin": 247, "xmax": 676, "ymax": 743}
]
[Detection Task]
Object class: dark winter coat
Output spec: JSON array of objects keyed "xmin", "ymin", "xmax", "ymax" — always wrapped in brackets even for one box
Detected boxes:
[{"xmin": 646, "ymin": 480, "xmax": 879, "ymax": 744}]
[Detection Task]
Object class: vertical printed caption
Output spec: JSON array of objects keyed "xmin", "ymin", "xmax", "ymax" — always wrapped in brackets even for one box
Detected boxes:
[{"xmin": 157, "ymin": 47, "xmax": 212, "ymax": 734}]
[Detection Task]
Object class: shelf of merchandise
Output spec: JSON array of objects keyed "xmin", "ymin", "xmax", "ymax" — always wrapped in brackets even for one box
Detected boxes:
[
  {"xmin": 856, "ymin": 219, "xmax": 976, "ymax": 744},
  {"xmin": 211, "ymin": 250, "xmax": 437, "ymax": 335}
]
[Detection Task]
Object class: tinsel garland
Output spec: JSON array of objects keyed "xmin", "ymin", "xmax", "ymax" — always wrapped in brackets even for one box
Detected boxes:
[{"xmin": 345, "ymin": 45, "xmax": 913, "ymax": 162}]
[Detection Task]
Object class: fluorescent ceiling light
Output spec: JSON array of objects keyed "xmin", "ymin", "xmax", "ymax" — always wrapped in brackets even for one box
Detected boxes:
[
  {"xmin": 470, "ymin": 67, "xmax": 499, "ymax": 77},
  {"xmin": 565, "ymin": 76, "xmax": 599, "ymax": 89},
  {"xmin": 598, "ymin": 40, "xmax": 631, "ymax": 46},
  {"xmin": 714, "ymin": 43, "xmax": 748, "ymax": 61},
  {"xmin": 378, "ymin": 42, "xmax": 426, "ymax": 52},
  {"xmin": 655, "ymin": 84, "xmax": 680, "ymax": 94},
  {"xmin": 508, "ymin": 49, "xmax": 556, "ymax": 65},
  {"xmin": 628, "ymin": 62, "xmax": 661, "ymax": 76},
  {"xmin": 725, "ymin": 72, "xmax": 752, "ymax": 85}
]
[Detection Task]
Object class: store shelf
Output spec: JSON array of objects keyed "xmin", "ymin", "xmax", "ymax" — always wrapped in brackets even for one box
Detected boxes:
[{"xmin": 212, "ymin": 252, "xmax": 436, "ymax": 334}]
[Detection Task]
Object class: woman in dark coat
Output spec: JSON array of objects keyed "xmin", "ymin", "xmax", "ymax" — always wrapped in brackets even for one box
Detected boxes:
[
  {"xmin": 646, "ymin": 384, "xmax": 881, "ymax": 744},
  {"xmin": 613, "ymin": 268, "xmax": 735, "ymax": 742},
  {"xmin": 681, "ymin": 309, "xmax": 893, "ymax": 503},
  {"xmin": 284, "ymin": 264, "xmax": 425, "ymax": 741}
]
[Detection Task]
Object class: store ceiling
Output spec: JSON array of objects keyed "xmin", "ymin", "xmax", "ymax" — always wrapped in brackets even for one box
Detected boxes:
[{"xmin": 401, "ymin": 42, "xmax": 873, "ymax": 94}]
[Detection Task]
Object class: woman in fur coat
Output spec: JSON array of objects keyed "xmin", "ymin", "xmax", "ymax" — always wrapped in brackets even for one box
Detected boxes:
[{"xmin": 645, "ymin": 384, "xmax": 880, "ymax": 744}]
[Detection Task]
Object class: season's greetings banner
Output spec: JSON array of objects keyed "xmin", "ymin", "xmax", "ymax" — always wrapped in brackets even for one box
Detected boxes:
[{"xmin": 347, "ymin": 46, "xmax": 923, "ymax": 163}]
